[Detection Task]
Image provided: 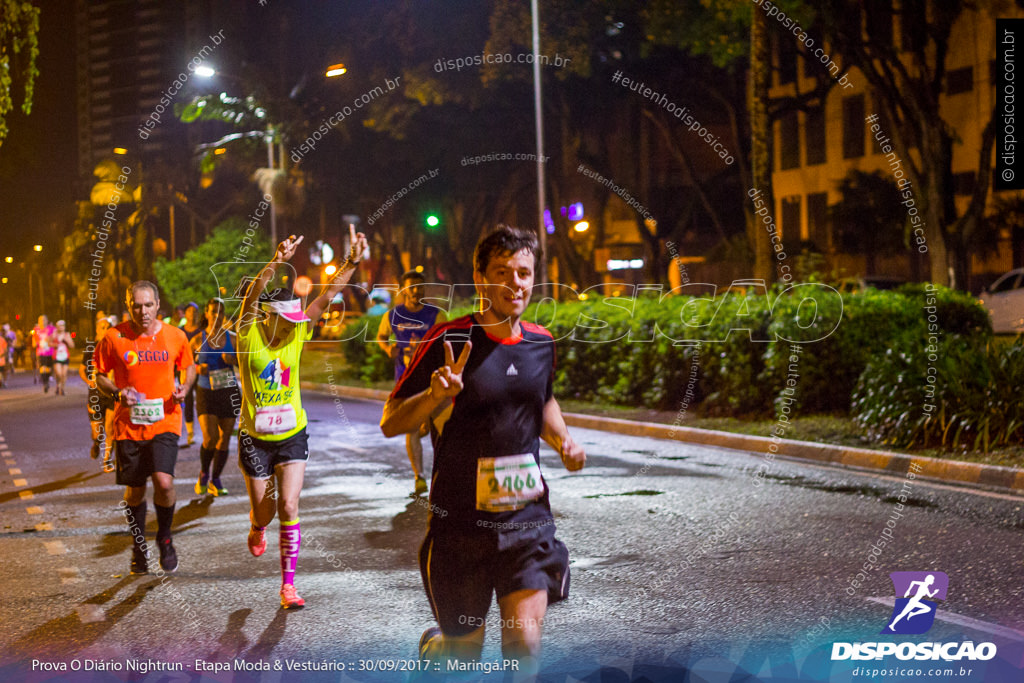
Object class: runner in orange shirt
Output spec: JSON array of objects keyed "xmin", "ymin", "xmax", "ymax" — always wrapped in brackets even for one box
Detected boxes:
[{"xmin": 95, "ymin": 281, "xmax": 196, "ymax": 575}]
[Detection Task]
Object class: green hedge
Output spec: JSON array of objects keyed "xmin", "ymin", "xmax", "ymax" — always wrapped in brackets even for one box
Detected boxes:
[
  {"xmin": 852, "ymin": 334, "xmax": 1024, "ymax": 451},
  {"xmin": 338, "ymin": 285, "xmax": 992, "ymax": 419}
]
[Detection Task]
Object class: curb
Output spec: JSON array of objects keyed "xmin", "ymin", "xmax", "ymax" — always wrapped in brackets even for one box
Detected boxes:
[{"xmin": 301, "ymin": 382, "xmax": 1024, "ymax": 496}]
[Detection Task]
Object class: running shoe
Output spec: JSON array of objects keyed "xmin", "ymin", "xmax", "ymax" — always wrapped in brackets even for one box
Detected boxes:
[
  {"xmin": 157, "ymin": 537, "xmax": 178, "ymax": 572},
  {"xmin": 248, "ymin": 520, "xmax": 267, "ymax": 557},
  {"xmin": 280, "ymin": 584, "xmax": 305, "ymax": 609},
  {"xmin": 195, "ymin": 473, "xmax": 208, "ymax": 495},
  {"xmin": 208, "ymin": 479, "xmax": 228, "ymax": 496},
  {"xmin": 419, "ymin": 626, "xmax": 443, "ymax": 659},
  {"xmin": 130, "ymin": 548, "xmax": 149, "ymax": 575},
  {"xmin": 414, "ymin": 476, "xmax": 428, "ymax": 496}
]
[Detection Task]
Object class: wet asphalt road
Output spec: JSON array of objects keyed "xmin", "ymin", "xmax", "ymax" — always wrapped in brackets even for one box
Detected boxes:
[{"xmin": 1, "ymin": 368, "xmax": 1023, "ymax": 681}]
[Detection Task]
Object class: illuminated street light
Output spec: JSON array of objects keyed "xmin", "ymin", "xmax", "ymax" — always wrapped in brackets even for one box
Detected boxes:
[
  {"xmin": 33, "ymin": 244, "xmax": 42, "ymax": 251},
  {"xmin": 194, "ymin": 65, "xmax": 216, "ymax": 78},
  {"xmin": 325, "ymin": 63, "xmax": 347, "ymax": 78},
  {"xmin": 324, "ymin": 264, "xmax": 338, "ymax": 276},
  {"xmin": 2, "ymin": 278, "xmax": 7, "ymax": 284},
  {"xmin": 573, "ymin": 221, "xmax": 589, "ymax": 233},
  {"xmin": 113, "ymin": 147, "xmax": 128, "ymax": 155},
  {"xmin": 4, "ymin": 257, "xmax": 11, "ymax": 263}
]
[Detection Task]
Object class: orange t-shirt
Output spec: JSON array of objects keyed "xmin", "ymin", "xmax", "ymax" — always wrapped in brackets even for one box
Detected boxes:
[{"xmin": 95, "ymin": 321, "xmax": 194, "ymax": 440}]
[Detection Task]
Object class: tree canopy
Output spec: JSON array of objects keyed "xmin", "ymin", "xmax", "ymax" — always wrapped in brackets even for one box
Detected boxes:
[{"xmin": 0, "ymin": 0, "xmax": 40, "ymax": 147}]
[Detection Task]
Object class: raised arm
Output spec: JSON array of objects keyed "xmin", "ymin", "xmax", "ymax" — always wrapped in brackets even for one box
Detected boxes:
[
  {"xmin": 381, "ymin": 340, "xmax": 470, "ymax": 437},
  {"xmin": 239, "ymin": 234, "xmax": 305, "ymax": 331},
  {"xmin": 305, "ymin": 225, "xmax": 369, "ymax": 324}
]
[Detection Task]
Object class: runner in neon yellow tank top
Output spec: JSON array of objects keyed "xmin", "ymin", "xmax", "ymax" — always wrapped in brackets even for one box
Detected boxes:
[{"xmin": 237, "ymin": 228, "xmax": 368, "ymax": 610}]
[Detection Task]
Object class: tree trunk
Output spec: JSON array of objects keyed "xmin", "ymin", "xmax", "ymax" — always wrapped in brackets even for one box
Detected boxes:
[{"xmin": 748, "ymin": 6, "xmax": 774, "ymax": 283}]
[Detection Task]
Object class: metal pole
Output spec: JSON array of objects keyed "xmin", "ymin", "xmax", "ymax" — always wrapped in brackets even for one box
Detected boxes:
[
  {"xmin": 267, "ymin": 125, "xmax": 277, "ymax": 246},
  {"xmin": 169, "ymin": 202, "xmax": 176, "ymax": 260},
  {"xmin": 531, "ymin": 0, "xmax": 547, "ymax": 296}
]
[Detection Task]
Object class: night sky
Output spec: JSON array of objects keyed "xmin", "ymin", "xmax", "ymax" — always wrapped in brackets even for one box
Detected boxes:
[{"xmin": 0, "ymin": 0, "xmax": 77, "ymax": 257}]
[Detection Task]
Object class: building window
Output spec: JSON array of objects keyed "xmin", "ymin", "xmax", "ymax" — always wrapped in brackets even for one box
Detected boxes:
[
  {"xmin": 776, "ymin": 32, "xmax": 798, "ymax": 86},
  {"xmin": 865, "ymin": 0, "xmax": 893, "ymax": 46},
  {"xmin": 842, "ymin": 94, "xmax": 865, "ymax": 159},
  {"xmin": 953, "ymin": 171, "xmax": 975, "ymax": 196},
  {"xmin": 803, "ymin": 27, "xmax": 823, "ymax": 79},
  {"xmin": 779, "ymin": 111, "xmax": 800, "ymax": 170},
  {"xmin": 805, "ymin": 107, "xmax": 826, "ymax": 165},
  {"xmin": 781, "ymin": 197, "xmax": 802, "ymax": 243},
  {"xmin": 807, "ymin": 193, "xmax": 829, "ymax": 251},
  {"xmin": 900, "ymin": 0, "xmax": 926, "ymax": 53},
  {"xmin": 946, "ymin": 66, "xmax": 973, "ymax": 95}
]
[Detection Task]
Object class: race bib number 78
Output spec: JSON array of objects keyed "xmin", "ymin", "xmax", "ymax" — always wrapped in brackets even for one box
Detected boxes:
[{"xmin": 476, "ymin": 453, "xmax": 545, "ymax": 512}]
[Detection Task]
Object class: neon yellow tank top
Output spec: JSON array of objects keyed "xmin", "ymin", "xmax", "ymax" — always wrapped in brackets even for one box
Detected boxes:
[{"xmin": 237, "ymin": 320, "xmax": 311, "ymax": 441}]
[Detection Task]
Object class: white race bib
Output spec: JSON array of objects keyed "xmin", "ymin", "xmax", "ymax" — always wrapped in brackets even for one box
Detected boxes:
[
  {"xmin": 254, "ymin": 404, "xmax": 297, "ymax": 435},
  {"xmin": 476, "ymin": 453, "xmax": 545, "ymax": 512},
  {"xmin": 130, "ymin": 398, "xmax": 165, "ymax": 425},
  {"xmin": 209, "ymin": 367, "xmax": 235, "ymax": 390},
  {"xmin": 55, "ymin": 344, "xmax": 68, "ymax": 362}
]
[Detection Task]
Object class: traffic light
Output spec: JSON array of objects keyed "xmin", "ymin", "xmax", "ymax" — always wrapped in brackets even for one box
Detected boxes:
[{"xmin": 425, "ymin": 213, "xmax": 440, "ymax": 230}]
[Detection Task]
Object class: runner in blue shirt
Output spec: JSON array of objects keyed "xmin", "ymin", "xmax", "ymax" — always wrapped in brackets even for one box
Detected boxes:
[{"xmin": 376, "ymin": 270, "xmax": 447, "ymax": 494}]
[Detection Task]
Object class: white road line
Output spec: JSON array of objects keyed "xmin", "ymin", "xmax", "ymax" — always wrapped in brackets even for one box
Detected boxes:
[
  {"xmin": 34, "ymin": 522, "xmax": 52, "ymax": 531},
  {"xmin": 866, "ymin": 597, "xmax": 1024, "ymax": 642},
  {"xmin": 19, "ymin": 490, "xmax": 33, "ymax": 500},
  {"xmin": 76, "ymin": 605, "xmax": 106, "ymax": 624},
  {"xmin": 8, "ymin": 468, "xmax": 21, "ymax": 475},
  {"xmin": 25, "ymin": 506, "xmax": 43, "ymax": 514},
  {"xmin": 58, "ymin": 567, "xmax": 83, "ymax": 584},
  {"xmin": 13, "ymin": 478, "xmax": 27, "ymax": 487},
  {"xmin": 43, "ymin": 541, "xmax": 67, "ymax": 555}
]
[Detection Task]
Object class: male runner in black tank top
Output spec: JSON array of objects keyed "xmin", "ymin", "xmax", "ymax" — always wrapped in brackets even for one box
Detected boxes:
[{"xmin": 382, "ymin": 225, "xmax": 585, "ymax": 676}]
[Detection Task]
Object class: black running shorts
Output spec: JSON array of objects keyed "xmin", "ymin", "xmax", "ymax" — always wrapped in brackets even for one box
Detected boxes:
[
  {"xmin": 195, "ymin": 386, "xmax": 241, "ymax": 420},
  {"xmin": 115, "ymin": 432, "xmax": 179, "ymax": 487},
  {"xmin": 419, "ymin": 522, "xmax": 570, "ymax": 636},
  {"xmin": 237, "ymin": 428, "xmax": 309, "ymax": 480}
]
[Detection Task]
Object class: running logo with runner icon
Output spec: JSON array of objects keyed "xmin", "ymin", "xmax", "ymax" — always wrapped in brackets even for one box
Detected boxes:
[{"xmin": 882, "ymin": 571, "xmax": 948, "ymax": 634}]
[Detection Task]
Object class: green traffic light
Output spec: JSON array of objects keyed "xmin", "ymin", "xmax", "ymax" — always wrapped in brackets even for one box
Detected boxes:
[{"xmin": 426, "ymin": 214, "xmax": 440, "ymax": 228}]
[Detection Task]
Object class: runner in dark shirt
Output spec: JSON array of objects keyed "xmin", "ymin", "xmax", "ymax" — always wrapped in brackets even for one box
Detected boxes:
[{"xmin": 381, "ymin": 224, "xmax": 585, "ymax": 675}]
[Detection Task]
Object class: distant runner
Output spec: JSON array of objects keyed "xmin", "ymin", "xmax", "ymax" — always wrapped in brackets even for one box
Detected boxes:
[
  {"xmin": 192, "ymin": 298, "xmax": 240, "ymax": 497},
  {"xmin": 377, "ymin": 269, "xmax": 447, "ymax": 494}
]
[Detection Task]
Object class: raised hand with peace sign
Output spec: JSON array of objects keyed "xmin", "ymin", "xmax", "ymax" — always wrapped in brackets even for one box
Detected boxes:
[{"xmin": 429, "ymin": 340, "xmax": 472, "ymax": 400}]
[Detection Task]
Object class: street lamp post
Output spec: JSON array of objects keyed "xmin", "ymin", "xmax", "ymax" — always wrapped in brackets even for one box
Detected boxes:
[
  {"xmin": 531, "ymin": 0, "xmax": 548, "ymax": 296},
  {"xmin": 194, "ymin": 68, "xmax": 279, "ymax": 246}
]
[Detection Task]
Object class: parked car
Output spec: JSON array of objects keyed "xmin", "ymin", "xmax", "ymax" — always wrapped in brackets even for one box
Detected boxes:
[{"xmin": 979, "ymin": 267, "xmax": 1024, "ymax": 334}]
